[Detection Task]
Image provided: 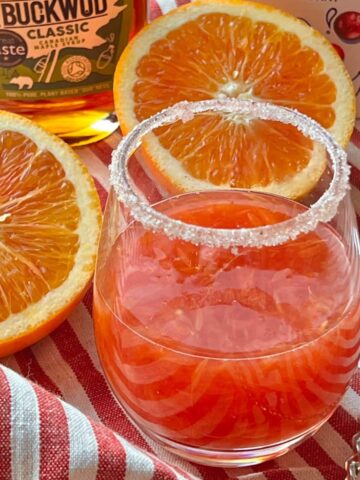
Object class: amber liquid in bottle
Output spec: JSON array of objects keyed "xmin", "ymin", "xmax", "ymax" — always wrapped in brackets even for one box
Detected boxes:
[{"xmin": 0, "ymin": 0, "xmax": 146, "ymax": 145}]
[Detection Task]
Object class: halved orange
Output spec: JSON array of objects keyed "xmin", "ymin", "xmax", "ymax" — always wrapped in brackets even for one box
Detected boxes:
[
  {"xmin": 0, "ymin": 111, "xmax": 101, "ymax": 357},
  {"xmin": 114, "ymin": 0, "xmax": 356, "ymax": 198}
]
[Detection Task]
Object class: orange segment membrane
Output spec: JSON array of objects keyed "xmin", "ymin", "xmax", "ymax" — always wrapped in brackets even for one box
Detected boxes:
[
  {"xmin": 0, "ymin": 131, "xmax": 80, "ymax": 321},
  {"xmin": 133, "ymin": 13, "xmax": 337, "ymax": 188},
  {"xmin": 134, "ymin": 14, "xmax": 336, "ymax": 124},
  {"xmin": 155, "ymin": 117, "xmax": 313, "ymax": 187}
]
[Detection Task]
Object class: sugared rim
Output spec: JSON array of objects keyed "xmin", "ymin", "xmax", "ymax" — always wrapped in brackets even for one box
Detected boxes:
[{"xmin": 110, "ymin": 99, "xmax": 350, "ymax": 248}]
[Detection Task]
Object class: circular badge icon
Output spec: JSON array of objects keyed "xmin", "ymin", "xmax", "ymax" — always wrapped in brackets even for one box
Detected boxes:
[
  {"xmin": 61, "ymin": 56, "xmax": 91, "ymax": 83},
  {"xmin": 0, "ymin": 30, "xmax": 27, "ymax": 67}
]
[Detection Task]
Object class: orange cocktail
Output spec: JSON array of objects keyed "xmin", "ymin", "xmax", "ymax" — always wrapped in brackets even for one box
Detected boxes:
[
  {"xmin": 94, "ymin": 190, "xmax": 360, "ymax": 464},
  {"xmin": 94, "ymin": 98, "xmax": 360, "ymax": 466}
]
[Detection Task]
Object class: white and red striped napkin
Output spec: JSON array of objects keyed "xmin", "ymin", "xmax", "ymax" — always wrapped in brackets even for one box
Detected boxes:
[{"xmin": 1, "ymin": 1, "xmax": 359, "ymax": 479}]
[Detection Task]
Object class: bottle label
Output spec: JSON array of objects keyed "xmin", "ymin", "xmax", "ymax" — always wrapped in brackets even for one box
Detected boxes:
[{"xmin": 0, "ymin": 0, "xmax": 133, "ymax": 99}]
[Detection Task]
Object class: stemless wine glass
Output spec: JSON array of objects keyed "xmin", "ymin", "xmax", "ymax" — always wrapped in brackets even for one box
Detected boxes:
[{"xmin": 93, "ymin": 99, "xmax": 360, "ymax": 467}]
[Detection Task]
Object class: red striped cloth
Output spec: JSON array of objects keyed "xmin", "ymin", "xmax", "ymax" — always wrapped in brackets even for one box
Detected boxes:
[{"xmin": 1, "ymin": 1, "xmax": 360, "ymax": 479}]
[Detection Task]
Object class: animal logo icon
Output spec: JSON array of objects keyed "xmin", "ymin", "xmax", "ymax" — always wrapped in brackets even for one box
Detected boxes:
[{"xmin": 9, "ymin": 76, "xmax": 33, "ymax": 89}]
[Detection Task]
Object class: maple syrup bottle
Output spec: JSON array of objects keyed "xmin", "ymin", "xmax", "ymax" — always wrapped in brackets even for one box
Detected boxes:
[{"xmin": 0, "ymin": 0, "xmax": 147, "ymax": 145}]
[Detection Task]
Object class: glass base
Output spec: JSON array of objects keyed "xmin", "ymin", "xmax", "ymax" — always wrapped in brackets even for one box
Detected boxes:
[
  {"xmin": 99, "ymin": 362, "xmax": 333, "ymax": 468},
  {"xmin": 1, "ymin": 90, "xmax": 118, "ymax": 146},
  {"xmin": 137, "ymin": 423, "xmax": 323, "ymax": 468},
  {"xmin": 36, "ymin": 110, "xmax": 119, "ymax": 147}
]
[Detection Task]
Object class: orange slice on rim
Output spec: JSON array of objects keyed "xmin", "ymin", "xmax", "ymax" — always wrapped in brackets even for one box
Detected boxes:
[
  {"xmin": 0, "ymin": 111, "xmax": 101, "ymax": 356},
  {"xmin": 114, "ymin": 0, "xmax": 355, "ymax": 198}
]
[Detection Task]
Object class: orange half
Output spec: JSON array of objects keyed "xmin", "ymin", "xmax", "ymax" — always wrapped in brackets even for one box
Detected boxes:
[
  {"xmin": 0, "ymin": 111, "xmax": 102, "ymax": 356},
  {"xmin": 114, "ymin": 0, "xmax": 355, "ymax": 198}
]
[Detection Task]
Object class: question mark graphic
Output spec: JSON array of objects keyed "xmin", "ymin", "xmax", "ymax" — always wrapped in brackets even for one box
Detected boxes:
[
  {"xmin": 352, "ymin": 71, "xmax": 360, "ymax": 97},
  {"xmin": 326, "ymin": 8, "xmax": 338, "ymax": 34},
  {"xmin": 297, "ymin": 17, "xmax": 311, "ymax": 26}
]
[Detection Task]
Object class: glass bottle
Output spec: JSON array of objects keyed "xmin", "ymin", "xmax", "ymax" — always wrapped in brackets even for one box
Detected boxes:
[{"xmin": 0, "ymin": 0, "xmax": 147, "ymax": 145}]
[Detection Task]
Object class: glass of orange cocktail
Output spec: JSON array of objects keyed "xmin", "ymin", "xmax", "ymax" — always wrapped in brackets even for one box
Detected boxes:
[{"xmin": 93, "ymin": 99, "xmax": 360, "ymax": 467}]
